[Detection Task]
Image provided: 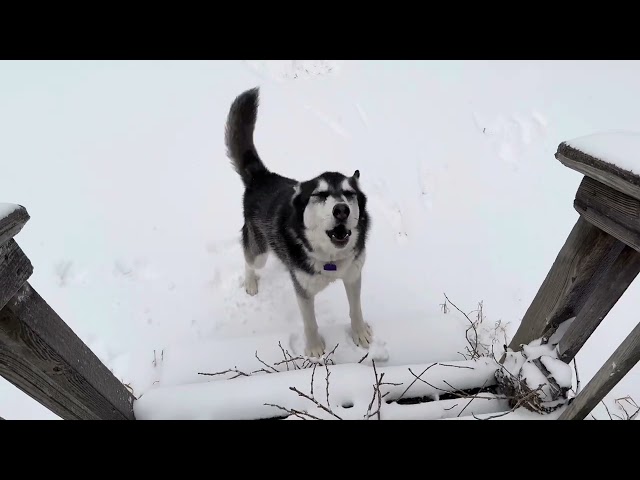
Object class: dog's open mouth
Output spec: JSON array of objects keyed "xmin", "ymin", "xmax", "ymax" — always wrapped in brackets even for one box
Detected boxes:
[{"xmin": 327, "ymin": 225, "xmax": 351, "ymax": 248}]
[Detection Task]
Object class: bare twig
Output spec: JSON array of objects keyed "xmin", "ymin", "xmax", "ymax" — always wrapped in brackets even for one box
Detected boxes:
[
  {"xmin": 475, "ymin": 386, "xmax": 545, "ymax": 420},
  {"xmin": 375, "ymin": 361, "xmax": 382, "ymax": 420},
  {"xmin": 255, "ymin": 351, "xmax": 278, "ymax": 373},
  {"xmin": 289, "ymin": 387, "xmax": 342, "ymax": 420},
  {"xmin": 438, "ymin": 362, "xmax": 474, "ymax": 370},
  {"xmin": 601, "ymin": 400, "xmax": 614, "ymax": 420},
  {"xmin": 366, "ymin": 360, "xmax": 386, "ymax": 420},
  {"xmin": 277, "ymin": 342, "xmax": 291, "ymax": 371},
  {"xmin": 613, "ymin": 396, "xmax": 639, "ymax": 420},
  {"xmin": 275, "ymin": 342, "xmax": 304, "ymax": 370},
  {"xmin": 358, "ymin": 353, "xmax": 369, "ymax": 364},
  {"xmin": 408, "ymin": 370, "xmax": 504, "ymax": 401},
  {"xmin": 310, "ymin": 362, "xmax": 318, "ymax": 398},
  {"xmin": 457, "ymin": 379, "xmax": 489, "ymax": 417},
  {"xmin": 198, "ymin": 368, "xmax": 250, "ymax": 379},
  {"xmin": 264, "ymin": 403, "xmax": 322, "ymax": 420},
  {"xmin": 397, "ymin": 363, "xmax": 437, "ymax": 400},
  {"xmin": 444, "ymin": 293, "xmax": 479, "ymax": 359},
  {"xmin": 573, "ymin": 357, "xmax": 580, "ymax": 395},
  {"xmin": 322, "ymin": 343, "xmax": 339, "ymax": 407},
  {"xmin": 444, "ymin": 403, "xmax": 459, "ymax": 411}
]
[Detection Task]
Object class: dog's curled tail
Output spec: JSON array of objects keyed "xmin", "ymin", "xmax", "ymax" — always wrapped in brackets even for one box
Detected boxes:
[{"xmin": 224, "ymin": 87, "xmax": 268, "ymax": 186}]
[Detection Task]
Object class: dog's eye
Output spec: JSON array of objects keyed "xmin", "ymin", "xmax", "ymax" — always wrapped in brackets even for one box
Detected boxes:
[
  {"xmin": 312, "ymin": 192, "xmax": 330, "ymax": 199},
  {"xmin": 343, "ymin": 191, "xmax": 356, "ymax": 199}
]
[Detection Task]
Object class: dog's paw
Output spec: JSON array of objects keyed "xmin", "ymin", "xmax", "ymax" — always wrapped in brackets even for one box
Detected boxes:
[
  {"xmin": 351, "ymin": 322, "xmax": 373, "ymax": 348},
  {"xmin": 244, "ymin": 276, "xmax": 259, "ymax": 296},
  {"xmin": 304, "ymin": 336, "xmax": 326, "ymax": 358}
]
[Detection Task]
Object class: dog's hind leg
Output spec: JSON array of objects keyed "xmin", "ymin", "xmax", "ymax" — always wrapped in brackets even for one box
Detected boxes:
[{"xmin": 242, "ymin": 223, "xmax": 268, "ymax": 296}]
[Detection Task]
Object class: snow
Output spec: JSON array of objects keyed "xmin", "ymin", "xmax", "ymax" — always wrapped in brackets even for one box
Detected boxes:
[
  {"xmin": 0, "ymin": 203, "xmax": 19, "ymax": 220},
  {"xmin": 134, "ymin": 358, "xmax": 503, "ymax": 420},
  {"xmin": 566, "ymin": 131, "xmax": 640, "ymax": 175},
  {"xmin": 2, "ymin": 60, "xmax": 640, "ymax": 419},
  {"xmin": 540, "ymin": 356, "xmax": 573, "ymax": 389}
]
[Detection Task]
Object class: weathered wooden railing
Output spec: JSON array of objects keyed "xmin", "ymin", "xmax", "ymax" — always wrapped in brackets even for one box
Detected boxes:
[
  {"xmin": 505, "ymin": 134, "xmax": 640, "ymax": 420},
  {"xmin": 0, "ymin": 205, "xmax": 135, "ymax": 419}
]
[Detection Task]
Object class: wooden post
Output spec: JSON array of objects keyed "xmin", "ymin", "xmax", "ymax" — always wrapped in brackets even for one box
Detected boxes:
[
  {"xmin": 507, "ymin": 136, "xmax": 640, "ymax": 419},
  {"xmin": 0, "ymin": 205, "xmax": 136, "ymax": 420},
  {"xmin": 0, "ymin": 205, "xmax": 30, "ymax": 247},
  {"xmin": 558, "ymin": 320, "xmax": 640, "ymax": 420},
  {"xmin": 558, "ymin": 245, "xmax": 640, "ymax": 362},
  {"xmin": 507, "ymin": 217, "xmax": 623, "ymax": 351}
]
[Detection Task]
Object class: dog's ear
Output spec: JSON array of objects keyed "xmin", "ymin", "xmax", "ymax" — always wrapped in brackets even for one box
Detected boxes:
[{"xmin": 352, "ymin": 170, "xmax": 360, "ymax": 180}]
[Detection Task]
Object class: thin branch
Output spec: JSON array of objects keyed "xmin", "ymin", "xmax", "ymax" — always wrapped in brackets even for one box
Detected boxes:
[
  {"xmin": 366, "ymin": 359, "xmax": 385, "ymax": 420},
  {"xmin": 456, "ymin": 379, "xmax": 489, "ymax": 418},
  {"xmin": 289, "ymin": 387, "xmax": 342, "ymax": 420},
  {"xmin": 438, "ymin": 362, "xmax": 474, "ymax": 370},
  {"xmin": 476, "ymin": 386, "xmax": 545, "ymax": 420},
  {"xmin": 310, "ymin": 362, "xmax": 318, "ymax": 398},
  {"xmin": 358, "ymin": 353, "xmax": 369, "ymax": 364},
  {"xmin": 444, "ymin": 293, "xmax": 479, "ymax": 358},
  {"xmin": 397, "ymin": 363, "xmax": 438, "ymax": 400},
  {"xmin": 601, "ymin": 400, "xmax": 614, "ymax": 420},
  {"xmin": 255, "ymin": 351, "xmax": 278, "ymax": 373},
  {"xmin": 408, "ymin": 369, "xmax": 504, "ymax": 401},
  {"xmin": 264, "ymin": 403, "xmax": 321, "ymax": 420},
  {"xmin": 198, "ymin": 368, "xmax": 250, "ymax": 379}
]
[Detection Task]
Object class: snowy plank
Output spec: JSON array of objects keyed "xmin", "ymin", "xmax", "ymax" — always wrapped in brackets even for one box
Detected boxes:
[
  {"xmin": 0, "ymin": 204, "xmax": 29, "ymax": 247},
  {"xmin": 0, "ymin": 283, "xmax": 135, "ymax": 420},
  {"xmin": 134, "ymin": 359, "xmax": 502, "ymax": 420},
  {"xmin": 558, "ymin": 245, "xmax": 640, "ymax": 362},
  {"xmin": 574, "ymin": 175, "xmax": 640, "ymax": 252},
  {"xmin": 508, "ymin": 217, "xmax": 624, "ymax": 351},
  {"xmin": 0, "ymin": 240, "xmax": 33, "ymax": 311},
  {"xmin": 558, "ymin": 133, "xmax": 640, "ymax": 200},
  {"xmin": 558, "ymin": 320, "xmax": 640, "ymax": 420}
]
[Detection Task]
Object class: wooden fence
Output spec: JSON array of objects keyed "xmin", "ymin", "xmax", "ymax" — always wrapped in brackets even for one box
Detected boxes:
[
  {"xmin": 505, "ymin": 138, "xmax": 640, "ymax": 420},
  {"xmin": 0, "ymin": 206, "xmax": 135, "ymax": 419}
]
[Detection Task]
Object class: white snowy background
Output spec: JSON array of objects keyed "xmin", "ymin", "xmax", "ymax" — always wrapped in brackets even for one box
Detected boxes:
[{"xmin": 1, "ymin": 60, "xmax": 639, "ymax": 419}]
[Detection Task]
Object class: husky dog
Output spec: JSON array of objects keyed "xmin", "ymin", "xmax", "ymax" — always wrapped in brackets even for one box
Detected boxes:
[{"xmin": 224, "ymin": 87, "xmax": 373, "ymax": 357}]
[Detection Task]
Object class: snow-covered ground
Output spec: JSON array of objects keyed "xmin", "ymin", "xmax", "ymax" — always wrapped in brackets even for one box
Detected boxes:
[{"xmin": 1, "ymin": 60, "xmax": 640, "ymax": 420}]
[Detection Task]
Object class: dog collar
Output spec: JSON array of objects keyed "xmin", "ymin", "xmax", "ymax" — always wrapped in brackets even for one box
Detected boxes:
[{"xmin": 323, "ymin": 263, "xmax": 337, "ymax": 271}]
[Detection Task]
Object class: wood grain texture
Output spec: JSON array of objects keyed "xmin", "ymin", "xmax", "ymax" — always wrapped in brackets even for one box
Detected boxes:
[
  {"xmin": 0, "ymin": 283, "xmax": 135, "ymax": 420},
  {"xmin": 508, "ymin": 217, "xmax": 624, "ymax": 351},
  {"xmin": 0, "ymin": 239, "xmax": 33, "ymax": 311},
  {"xmin": 558, "ymin": 245, "xmax": 640, "ymax": 362},
  {"xmin": 558, "ymin": 320, "xmax": 640, "ymax": 420},
  {"xmin": 0, "ymin": 330, "xmax": 88, "ymax": 420},
  {"xmin": 556, "ymin": 147, "xmax": 640, "ymax": 201},
  {"xmin": 0, "ymin": 206, "xmax": 29, "ymax": 246},
  {"xmin": 574, "ymin": 175, "xmax": 640, "ymax": 252}
]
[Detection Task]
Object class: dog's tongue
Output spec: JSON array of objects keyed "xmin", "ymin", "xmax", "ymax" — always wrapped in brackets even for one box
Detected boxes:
[{"xmin": 332, "ymin": 224, "xmax": 349, "ymax": 240}]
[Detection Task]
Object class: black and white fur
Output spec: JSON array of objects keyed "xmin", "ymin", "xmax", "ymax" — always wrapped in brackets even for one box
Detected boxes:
[{"xmin": 224, "ymin": 87, "xmax": 372, "ymax": 357}]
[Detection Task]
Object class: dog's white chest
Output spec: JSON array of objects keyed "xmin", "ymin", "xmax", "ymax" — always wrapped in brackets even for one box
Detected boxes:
[{"xmin": 294, "ymin": 253, "xmax": 365, "ymax": 296}]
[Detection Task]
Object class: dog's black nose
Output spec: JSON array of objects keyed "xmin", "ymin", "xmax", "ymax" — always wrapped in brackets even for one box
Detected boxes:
[{"xmin": 333, "ymin": 203, "xmax": 350, "ymax": 221}]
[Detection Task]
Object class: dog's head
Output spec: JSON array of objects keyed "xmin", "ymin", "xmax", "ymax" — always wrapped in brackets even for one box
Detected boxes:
[{"xmin": 292, "ymin": 170, "xmax": 368, "ymax": 255}]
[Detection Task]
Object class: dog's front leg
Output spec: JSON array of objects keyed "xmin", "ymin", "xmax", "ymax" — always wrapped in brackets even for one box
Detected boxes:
[
  {"xmin": 296, "ymin": 293, "xmax": 326, "ymax": 357},
  {"xmin": 344, "ymin": 274, "xmax": 373, "ymax": 348}
]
